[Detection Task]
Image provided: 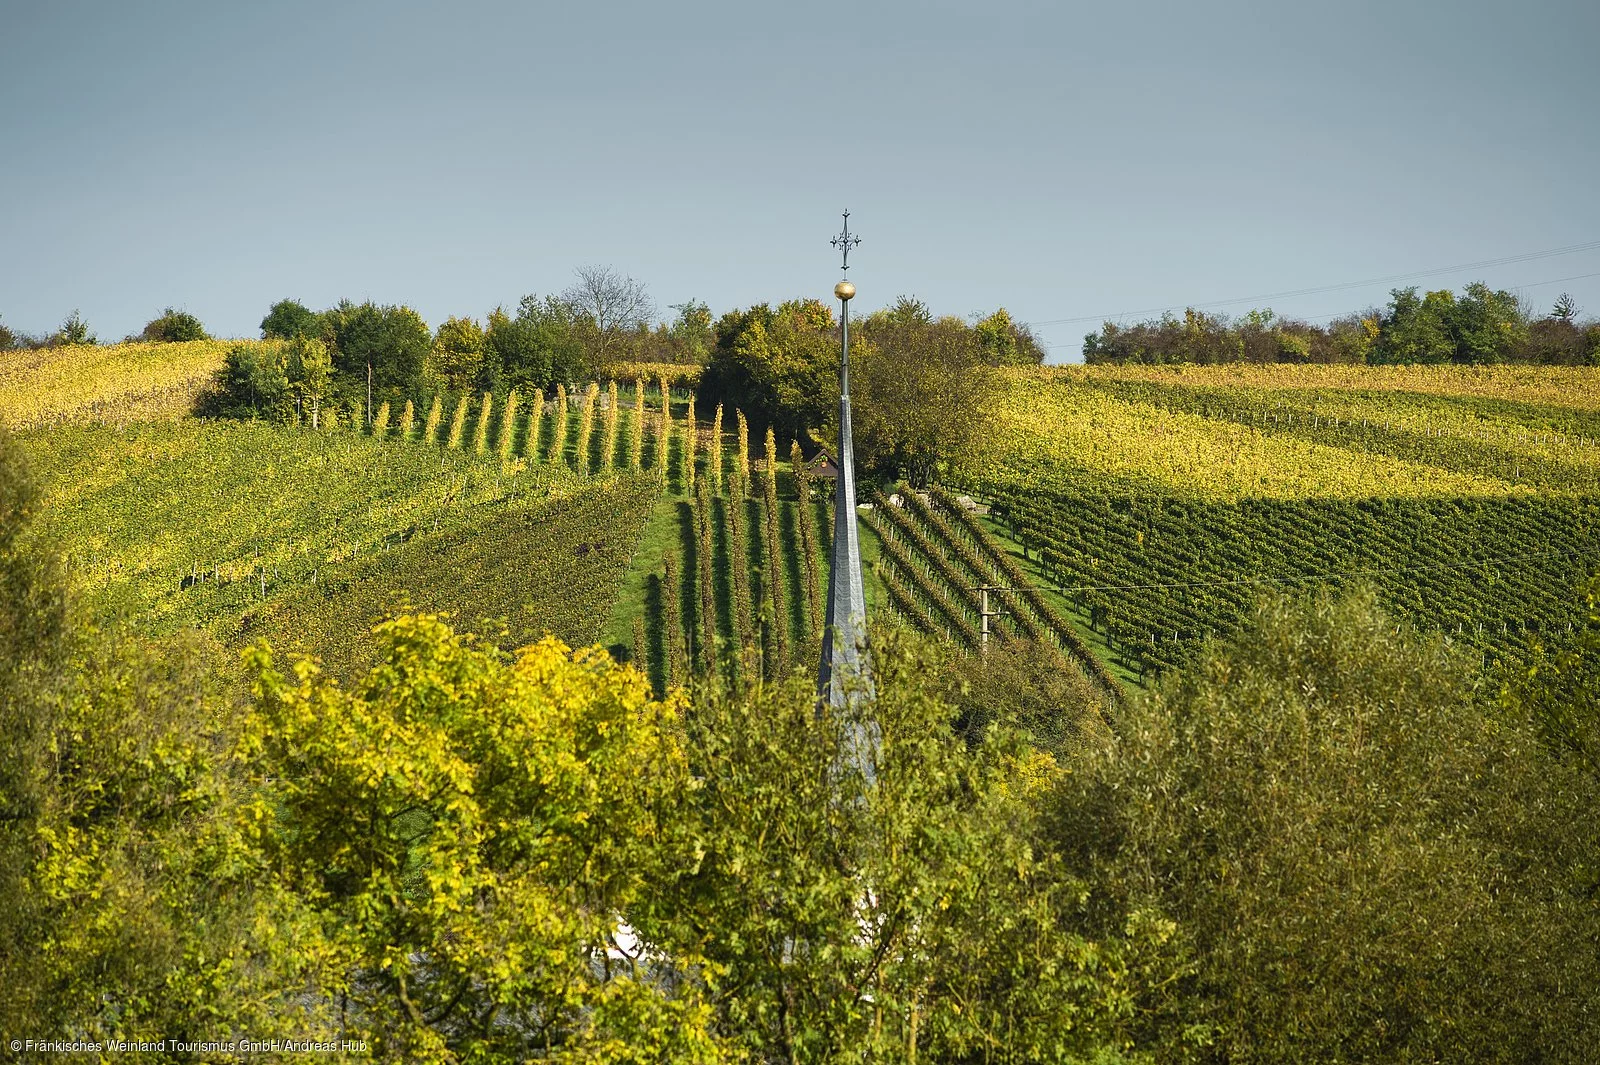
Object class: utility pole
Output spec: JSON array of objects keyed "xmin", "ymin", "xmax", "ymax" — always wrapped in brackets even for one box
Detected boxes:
[{"xmin": 972, "ymin": 585, "xmax": 1012, "ymax": 654}]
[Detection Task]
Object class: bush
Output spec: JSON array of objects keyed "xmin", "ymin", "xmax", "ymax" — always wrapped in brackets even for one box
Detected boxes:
[
  {"xmin": 941, "ymin": 638, "xmax": 1105, "ymax": 760},
  {"xmin": 219, "ymin": 341, "xmax": 292, "ymax": 420},
  {"xmin": 1055, "ymin": 587, "xmax": 1600, "ymax": 1062},
  {"xmin": 140, "ymin": 307, "xmax": 209, "ymax": 343}
]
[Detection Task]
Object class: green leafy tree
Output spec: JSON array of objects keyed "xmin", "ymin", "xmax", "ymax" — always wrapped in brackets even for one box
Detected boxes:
[
  {"xmin": 702, "ymin": 300, "xmax": 838, "ymax": 441},
  {"xmin": 854, "ymin": 310, "xmax": 998, "ymax": 484},
  {"xmin": 1448, "ymin": 281, "xmax": 1526, "ymax": 363},
  {"xmin": 260, "ymin": 298, "xmax": 320, "ymax": 340},
  {"xmin": 668, "ymin": 298, "xmax": 715, "ymax": 362},
  {"xmin": 1372, "ymin": 287, "xmax": 1459, "ymax": 363},
  {"xmin": 431, "ymin": 314, "xmax": 486, "ymax": 389},
  {"xmin": 1502, "ymin": 576, "xmax": 1600, "ymax": 792},
  {"xmin": 973, "ymin": 307, "xmax": 1046, "ymax": 364},
  {"xmin": 55, "ymin": 309, "xmax": 95, "ymax": 346},
  {"xmin": 1327, "ymin": 313, "xmax": 1379, "ymax": 363},
  {"xmin": 485, "ymin": 296, "xmax": 587, "ymax": 389},
  {"xmin": 638, "ymin": 632, "xmax": 1186, "ymax": 1062},
  {"xmin": 322, "ymin": 300, "xmax": 432, "ymax": 393},
  {"xmin": 0, "ymin": 431, "xmax": 307, "ymax": 1043},
  {"xmin": 221, "ymin": 341, "xmax": 291, "ymax": 418},
  {"xmin": 140, "ymin": 307, "xmax": 209, "ymax": 343},
  {"xmin": 285, "ymin": 335, "xmax": 332, "ymax": 427},
  {"xmin": 1058, "ymin": 588, "xmax": 1600, "ymax": 1062},
  {"xmin": 940, "ymin": 638, "xmax": 1105, "ymax": 761}
]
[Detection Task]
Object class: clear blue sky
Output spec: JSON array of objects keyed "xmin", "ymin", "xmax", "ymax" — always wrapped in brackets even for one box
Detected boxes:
[{"xmin": 3, "ymin": 0, "xmax": 1597, "ymax": 361}]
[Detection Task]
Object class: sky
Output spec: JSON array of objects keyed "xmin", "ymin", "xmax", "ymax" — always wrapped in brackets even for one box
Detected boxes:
[{"xmin": 2, "ymin": 0, "xmax": 1598, "ymax": 362}]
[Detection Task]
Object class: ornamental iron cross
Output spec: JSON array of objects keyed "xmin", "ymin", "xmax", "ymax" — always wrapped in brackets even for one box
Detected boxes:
[{"xmin": 831, "ymin": 210, "xmax": 862, "ymax": 274}]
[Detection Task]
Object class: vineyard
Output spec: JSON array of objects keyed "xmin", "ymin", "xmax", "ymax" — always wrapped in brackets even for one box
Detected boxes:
[
  {"xmin": 13, "ymin": 347, "xmax": 1597, "ymax": 692},
  {"xmin": 954, "ymin": 366, "xmax": 1600, "ymax": 677},
  {"xmin": 254, "ymin": 472, "xmax": 663, "ymax": 680},
  {"xmin": 19, "ymin": 420, "xmax": 665, "ymax": 679},
  {"xmin": 864, "ymin": 485, "xmax": 1123, "ymax": 695},
  {"xmin": 0, "ymin": 339, "xmax": 241, "ymax": 428}
]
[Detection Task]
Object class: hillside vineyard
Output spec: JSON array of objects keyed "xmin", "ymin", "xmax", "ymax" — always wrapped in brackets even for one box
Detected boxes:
[{"xmin": 7, "ymin": 342, "xmax": 1597, "ymax": 691}]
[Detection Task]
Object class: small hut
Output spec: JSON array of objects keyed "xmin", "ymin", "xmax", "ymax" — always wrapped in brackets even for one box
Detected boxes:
[{"xmin": 807, "ymin": 452, "xmax": 839, "ymax": 480}]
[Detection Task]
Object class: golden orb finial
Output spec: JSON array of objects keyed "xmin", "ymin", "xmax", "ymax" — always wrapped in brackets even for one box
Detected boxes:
[{"xmin": 834, "ymin": 280, "xmax": 856, "ymax": 301}]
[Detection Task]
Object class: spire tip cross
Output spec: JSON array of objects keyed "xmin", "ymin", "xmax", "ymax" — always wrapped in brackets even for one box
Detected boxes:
[{"xmin": 830, "ymin": 210, "xmax": 861, "ymax": 274}]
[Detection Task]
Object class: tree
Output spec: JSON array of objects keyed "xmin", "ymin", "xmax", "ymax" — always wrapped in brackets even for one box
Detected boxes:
[
  {"xmin": 0, "ymin": 430, "xmax": 302, "ymax": 1044},
  {"xmin": 701, "ymin": 300, "xmax": 838, "ymax": 442},
  {"xmin": 1372, "ymin": 287, "xmax": 1457, "ymax": 363},
  {"xmin": 1502, "ymin": 576, "xmax": 1600, "ymax": 793},
  {"xmin": 854, "ymin": 311, "xmax": 998, "ymax": 484},
  {"xmin": 240, "ymin": 618, "xmax": 721, "ymax": 1061},
  {"xmin": 221, "ymin": 342, "xmax": 291, "ymax": 418},
  {"xmin": 636, "ymin": 631, "xmax": 1186, "ymax": 1062},
  {"xmin": 940, "ymin": 638, "xmax": 1105, "ymax": 761},
  {"xmin": 1448, "ymin": 281, "xmax": 1526, "ymax": 363},
  {"xmin": 322, "ymin": 301, "xmax": 432, "ymax": 393},
  {"xmin": 0, "ymin": 316, "xmax": 16, "ymax": 350},
  {"xmin": 563, "ymin": 265, "xmax": 655, "ymax": 374},
  {"xmin": 431, "ymin": 315, "xmax": 486, "ymax": 389},
  {"xmin": 55, "ymin": 310, "xmax": 95, "ymax": 346},
  {"xmin": 667, "ymin": 299, "xmax": 714, "ymax": 363},
  {"xmin": 284, "ymin": 335, "xmax": 332, "ymax": 427},
  {"xmin": 260, "ymin": 298, "xmax": 320, "ymax": 340},
  {"xmin": 972, "ymin": 307, "xmax": 1046, "ymax": 364},
  {"xmin": 1326, "ymin": 312, "xmax": 1379, "ymax": 363},
  {"xmin": 1057, "ymin": 588, "xmax": 1600, "ymax": 1062},
  {"xmin": 140, "ymin": 307, "xmax": 209, "ymax": 343},
  {"xmin": 1551, "ymin": 292, "xmax": 1578, "ymax": 322},
  {"xmin": 484, "ymin": 295, "xmax": 587, "ymax": 389}
]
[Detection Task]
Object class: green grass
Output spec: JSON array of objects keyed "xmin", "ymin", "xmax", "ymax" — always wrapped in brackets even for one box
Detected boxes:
[{"xmin": 601, "ymin": 464, "xmax": 897, "ymax": 692}]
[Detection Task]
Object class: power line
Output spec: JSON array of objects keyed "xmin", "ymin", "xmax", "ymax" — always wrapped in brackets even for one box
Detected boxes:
[
  {"xmin": 1292, "ymin": 270, "xmax": 1600, "ymax": 324},
  {"xmin": 1026, "ymin": 238, "xmax": 1600, "ymax": 331}
]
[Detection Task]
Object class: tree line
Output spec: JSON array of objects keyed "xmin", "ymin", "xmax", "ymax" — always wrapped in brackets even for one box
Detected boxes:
[
  {"xmin": 203, "ymin": 277, "xmax": 1043, "ymax": 487},
  {"xmin": 0, "ymin": 306, "xmax": 210, "ymax": 349},
  {"xmin": 1083, "ymin": 285, "xmax": 1600, "ymax": 365}
]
